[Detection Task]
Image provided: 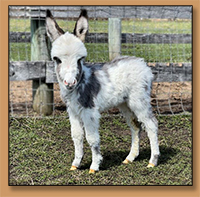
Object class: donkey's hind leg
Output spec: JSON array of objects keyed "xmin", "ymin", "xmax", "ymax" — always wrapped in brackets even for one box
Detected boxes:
[
  {"xmin": 118, "ymin": 103, "xmax": 141, "ymax": 164},
  {"xmin": 127, "ymin": 99, "xmax": 160, "ymax": 167}
]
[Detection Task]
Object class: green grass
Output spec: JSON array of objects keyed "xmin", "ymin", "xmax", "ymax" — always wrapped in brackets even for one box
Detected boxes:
[
  {"xmin": 9, "ymin": 43, "xmax": 31, "ymax": 61},
  {"xmin": 9, "ymin": 18, "xmax": 191, "ymax": 63},
  {"xmin": 9, "ymin": 114, "xmax": 192, "ymax": 185},
  {"xmin": 10, "ymin": 43, "xmax": 191, "ymax": 63},
  {"xmin": 86, "ymin": 43, "xmax": 191, "ymax": 63},
  {"xmin": 9, "ymin": 18, "xmax": 191, "ymax": 34},
  {"xmin": 121, "ymin": 19, "xmax": 191, "ymax": 34}
]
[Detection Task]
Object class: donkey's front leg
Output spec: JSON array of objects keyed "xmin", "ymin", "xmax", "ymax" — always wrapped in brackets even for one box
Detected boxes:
[
  {"xmin": 82, "ymin": 110, "xmax": 103, "ymax": 173},
  {"xmin": 68, "ymin": 111, "xmax": 84, "ymax": 171}
]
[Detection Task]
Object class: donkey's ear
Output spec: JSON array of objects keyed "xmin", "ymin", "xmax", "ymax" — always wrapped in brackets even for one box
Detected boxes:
[
  {"xmin": 46, "ymin": 9, "xmax": 65, "ymax": 42},
  {"xmin": 73, "ymin": 9, "xmax": 88, "ymax": 42}
]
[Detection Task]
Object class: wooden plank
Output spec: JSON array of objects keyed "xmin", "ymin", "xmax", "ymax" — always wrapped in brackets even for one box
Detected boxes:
[
  {"xmin": 9, "ymin": 61, "xmax": 46, "ymax": 81},
  {"xmin": 150, "ymin": 63, "xmax": 192, "ymax": 82},
  {"xmin": 9, "ymin": 61, "xmax": 192, "ymax": 83},
  {"xmin": 9, "ymin": 6, "xmax": 192, "ymax": 19},
  {"xmin": 121, "ymin": 33, "xmax": 192, "ymax": 44},
  {"xmin": 10, "ymin": 32, "xmax": 192, "ymax": 44},
  {"xmin": 9, "ymin": 32, "xmax": 31, "ymax": 43}
]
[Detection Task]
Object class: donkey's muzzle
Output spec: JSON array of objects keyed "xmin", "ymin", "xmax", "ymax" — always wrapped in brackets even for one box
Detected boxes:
[{"xmin": 64, "ymin": 79, "xmax": 77, "ymax": 89}]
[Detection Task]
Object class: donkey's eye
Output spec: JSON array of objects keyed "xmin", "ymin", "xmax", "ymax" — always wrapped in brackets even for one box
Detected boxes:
[{"xmin": 53, "ymin": 56, "xmax": 62, "ymax": 64}]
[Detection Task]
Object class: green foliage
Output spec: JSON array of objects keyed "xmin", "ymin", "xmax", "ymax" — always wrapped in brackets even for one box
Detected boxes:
[{"xmin": 9, "ymin": 115, "xmax": 192, "ymax": 185}]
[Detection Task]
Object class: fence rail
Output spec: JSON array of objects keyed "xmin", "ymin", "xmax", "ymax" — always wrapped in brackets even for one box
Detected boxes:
[
  {"xmin": 9, "ymin": 32, "xmax": 192, "ymax": 44},
  {"xmin": 9, "ymin": 6, "xmax": 192, "ymax": 19},
  {"xmin": 9, "ymin": 61, "xmax": 192, "ymax": 83}
]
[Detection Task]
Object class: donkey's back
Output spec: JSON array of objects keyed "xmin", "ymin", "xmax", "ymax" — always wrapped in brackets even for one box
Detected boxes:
[{"xmin": 94, "ymin": 56, "xmax": 153, "ymax": 112}]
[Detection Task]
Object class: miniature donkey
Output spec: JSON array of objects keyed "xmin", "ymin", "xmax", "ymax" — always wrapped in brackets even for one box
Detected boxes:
[{"xmin": 46, "ymin": 9, "xmax": 160, "ymax": 173}]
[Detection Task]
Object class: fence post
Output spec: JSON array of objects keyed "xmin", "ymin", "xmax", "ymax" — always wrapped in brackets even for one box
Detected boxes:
[
  {"xmin": 31, "ymin": 15, "xmax": 53, "ymax": 116},
  {"xmin": 108, "ymin": 18, "xmax": 121, "ymax": 60}
]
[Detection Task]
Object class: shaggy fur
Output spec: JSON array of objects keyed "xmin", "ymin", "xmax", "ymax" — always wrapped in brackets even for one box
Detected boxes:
[{"xmin": 46, "ymin": 9, "xmax": 160, "ymax": 172}]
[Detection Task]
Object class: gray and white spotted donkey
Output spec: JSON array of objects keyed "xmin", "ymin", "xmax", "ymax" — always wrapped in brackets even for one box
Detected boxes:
[{"xmin": 46, "ymin": 9, "xmax": 160, "ymax": 174}]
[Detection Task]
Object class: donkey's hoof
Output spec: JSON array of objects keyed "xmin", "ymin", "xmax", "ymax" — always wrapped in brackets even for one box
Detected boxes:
[
  {"xmin": 89, "ymin": 169, "xmax": 95, "ymax": 174},
  {"xmin": 70, "ymin": 165, "xmax": 77, "ymax": 171},
  {"xmin": 122, "ymin": 159, "xmax": 130, "ymax": 164},
  {"xmin": 147, "ymin": 163, "xmax": 155, "ymax": 168}
]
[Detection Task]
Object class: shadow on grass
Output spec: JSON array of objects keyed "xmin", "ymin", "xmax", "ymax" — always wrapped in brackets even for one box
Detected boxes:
[
  {"xmin": 80, "ymin": 145, "xmax": 179, "ymax": 170},
  {"xmin": 136, "ymin": 145, "xmax": 179, "ymax": 165}
]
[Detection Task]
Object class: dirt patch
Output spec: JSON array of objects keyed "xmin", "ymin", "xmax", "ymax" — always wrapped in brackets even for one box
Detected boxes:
[{"xmin": 9, "ymin": 81, "xmax": 192, "ymax": 116}]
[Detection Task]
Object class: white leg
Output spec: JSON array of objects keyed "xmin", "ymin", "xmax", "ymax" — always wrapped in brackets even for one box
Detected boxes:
[
  {"xmin": 119, "ymin": 104, "xmax": 141, "ymax": 163},
  {"xmin": 126, "ymin": 118, "xmax": 141, "ymax": 162},
  {"xmin": 68, "ymin": 110, "xmax": 84, "ymax": 169},
  {"xmin": 143, "ymin": 115, "xmax": 160, "ymax": 167},
  {"xmin": 127, "ymin": 98, "xmax": 160, "ymax": 167},
  {"xmin": 82, "ymin": 110, "xmax": 103, "ymax": 173}
]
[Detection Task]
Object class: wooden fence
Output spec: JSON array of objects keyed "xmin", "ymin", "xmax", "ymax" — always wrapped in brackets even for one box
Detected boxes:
[
  {"xmin": 9, "ymin": 6, "xmax": 192, "ymax": 19},
  {"xmin": 9, "ymin": 61, "xmax": 192, "ymax": 83},
  {"xmin": 10, "ymin": 32, "xmax": 192, "ymax": 44},
  {"xmin": 9, "ymin": 6, "xmax": 192, "ymax": 115}
]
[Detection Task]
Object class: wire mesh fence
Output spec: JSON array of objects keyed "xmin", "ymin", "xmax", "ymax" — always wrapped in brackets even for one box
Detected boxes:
[{"xmin": 9, "ymin": 6, "xmax": 192, "ymax": 117}]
